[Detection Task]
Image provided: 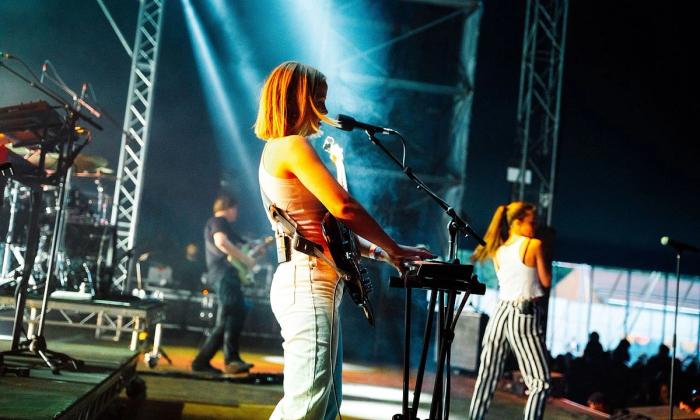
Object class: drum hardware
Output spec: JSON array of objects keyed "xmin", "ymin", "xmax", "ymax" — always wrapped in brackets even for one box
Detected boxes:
[
  {"xmin": 0, "ymin": 56, "xmax": 102, "ymax": 375},
  {"xmin": 1, "ymin": 181, "xmax": 24, "ymax": 281},
  {"xmin": 62, "ymin": 167, "xmax": 113, "ymax": 226},
  {"xmin": 1, "ymin": 181, "xmax": 44, "ymax": 287}
]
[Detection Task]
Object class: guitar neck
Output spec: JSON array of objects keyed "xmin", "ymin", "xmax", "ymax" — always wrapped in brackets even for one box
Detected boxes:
[
  {"xmin": 324, "ymin": 136, "xmax": 348, "ymax": 191},
  {"xmin": 336, "ymin": 160, "xmax": 348, "ymax": 191}
]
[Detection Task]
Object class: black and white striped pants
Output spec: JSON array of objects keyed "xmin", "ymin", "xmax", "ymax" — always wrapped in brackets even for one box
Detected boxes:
[{"xmin": 468, "ymin": 299, "xmax": 551, "ymax": 420}]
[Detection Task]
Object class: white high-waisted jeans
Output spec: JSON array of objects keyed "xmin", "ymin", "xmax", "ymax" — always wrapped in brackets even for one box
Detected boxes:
[{"xmin": 269, "ymin": 252, "xmax": 343, "ymax": 420}]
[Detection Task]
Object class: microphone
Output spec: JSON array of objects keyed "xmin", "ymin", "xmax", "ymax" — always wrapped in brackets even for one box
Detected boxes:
[
  {"xmin": 660, "ymin": 236, "xmax": 699, "ymax": 253},
  {"xmin": 336, "ymin": 114, "xmax": 395, "ymax": 134}
]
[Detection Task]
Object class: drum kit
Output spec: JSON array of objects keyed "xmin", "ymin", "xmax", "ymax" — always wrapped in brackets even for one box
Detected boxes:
[
  {"xmin": 0, "ymin": 62, "xmax": 109, "ymax": 373},
  {"xmin": 0, "ymin": 106, "xmax": 114, "ymax": 297}
]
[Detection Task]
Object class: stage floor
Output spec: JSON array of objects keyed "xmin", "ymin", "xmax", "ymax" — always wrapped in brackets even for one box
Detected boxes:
[
  {"xmin": 0, "ymin": 328, "xmax": 612, "ymax": 419},
  {"xmin": 125, "ymin": 331, "xmax": 600, "ymax": 420}
]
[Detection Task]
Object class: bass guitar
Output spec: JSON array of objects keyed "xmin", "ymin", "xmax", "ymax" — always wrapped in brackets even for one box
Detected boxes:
[{"xmin": 322, "ymin": 137, "xmax": 374, "ymax": 325}]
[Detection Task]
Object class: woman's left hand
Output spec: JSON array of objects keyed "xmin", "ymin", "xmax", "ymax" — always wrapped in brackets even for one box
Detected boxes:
[{"xmin": 381, "ymin": 244, "xmax": 435, "ymax": 273}]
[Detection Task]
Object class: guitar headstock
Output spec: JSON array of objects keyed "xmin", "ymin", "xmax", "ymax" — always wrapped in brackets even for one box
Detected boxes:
[{"xmin": 322, "ymin": 136, "xmax": 344, "ymax": 164}]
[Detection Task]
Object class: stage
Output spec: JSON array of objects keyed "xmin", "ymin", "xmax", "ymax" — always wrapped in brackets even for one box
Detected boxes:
[
  {"xmin": 0, "ymin": 340, "xmax": 139, "ymax": 420},
  {"xmin": 2, "ymin": 327, "xmax": 699, "ymax": 419},
  {"xmin": 106, "ymin": 331, "xmax": 605, "ymax": 420},
  {"xmin": 2, "ymin": 330, "xmax": 588, "ymax": 419}
]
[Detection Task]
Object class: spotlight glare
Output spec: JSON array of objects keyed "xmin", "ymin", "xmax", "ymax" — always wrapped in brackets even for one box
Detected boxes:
[
  {"xmin": 181, "ymin": 0, "xmax": 257, "ymax": 185},
  {"xmin": 206, "ymin": 0, "xmax": 262, "ymax": 108}
]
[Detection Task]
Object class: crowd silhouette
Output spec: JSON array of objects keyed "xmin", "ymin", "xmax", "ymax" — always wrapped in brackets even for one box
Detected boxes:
[{"xmin": 550, "ymin": 332, "xmax": 700, "ymax": 414}]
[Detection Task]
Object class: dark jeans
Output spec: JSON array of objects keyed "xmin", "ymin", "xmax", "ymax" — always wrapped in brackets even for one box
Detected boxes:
[{"xmin": 194, "ymin": 271, "xmax": 247, "ymax": 365}]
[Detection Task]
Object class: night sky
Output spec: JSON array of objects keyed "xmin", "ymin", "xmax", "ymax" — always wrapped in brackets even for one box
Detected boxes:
[{"xmin": 1, "ymin": 0, "xmax": 698, "ymax": 274}]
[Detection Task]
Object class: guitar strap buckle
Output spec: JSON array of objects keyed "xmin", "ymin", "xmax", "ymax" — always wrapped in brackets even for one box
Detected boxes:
[
  {"xmin": 274, "ymin": 232, "xmax": 291, "ymax": 263},
  {"xmin": 292, "ymin": 233, "xmax": 324, "ymax": 256},
  {"xmin": 266, "ymin": 203, "xmax": 325, "ymax": 263}
]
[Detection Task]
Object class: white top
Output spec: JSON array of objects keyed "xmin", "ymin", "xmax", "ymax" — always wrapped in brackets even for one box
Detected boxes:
[
  {"xmin": 258, "ymin": 151, "xmax": 328, "ymax": 254},
  {"xmin": 495, "ymin": 235, "xmax": 544, "ymax": 302}
]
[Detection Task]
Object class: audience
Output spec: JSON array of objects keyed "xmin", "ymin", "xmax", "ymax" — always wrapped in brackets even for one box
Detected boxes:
[
  {"xmin": 680, "ymin": 390, "xmax": 700, "ymax": 415},
  {"xmin": 551, "ymin": 333, "xmax": 700, "ymax": 414},
  {"xmin": 587, "ymin": 391, "xmax": 609, "ymax": 414}
]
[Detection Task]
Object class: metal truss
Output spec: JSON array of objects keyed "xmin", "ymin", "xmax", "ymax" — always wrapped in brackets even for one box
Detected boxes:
[
  {"xmin": 513, "ymin": 0, "xmax": 569, "ymax": 225},
  {"xmin": 100, "ymin": 0, "xmax": 165, "ymax": 292}
]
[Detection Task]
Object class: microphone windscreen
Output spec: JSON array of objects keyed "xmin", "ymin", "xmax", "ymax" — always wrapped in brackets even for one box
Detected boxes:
[{"xmin": 336, "ymin": 114, "xmax": 355, "ymax": 131}]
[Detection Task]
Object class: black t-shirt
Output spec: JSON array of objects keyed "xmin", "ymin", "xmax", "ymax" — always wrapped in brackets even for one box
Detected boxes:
[{"xmin": 204, "ymin": 216, "xmax": 243, "ymax": 282}]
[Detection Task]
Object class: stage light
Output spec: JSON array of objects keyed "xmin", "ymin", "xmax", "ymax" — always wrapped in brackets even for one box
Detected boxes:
[
  {"xmin": 181, "ymin": 0, "xmax": 257, "ymax": 186},
  {"xmin": 341, "ymin": 383, "xmax": 439, "ymax": 419},
  {"xmin": 282, "ymin": 0, "xmax": 333, "ymax": 66},
  {"xmin": 205, "ymin": 0, "xmax": 261, "ymax": 109}
]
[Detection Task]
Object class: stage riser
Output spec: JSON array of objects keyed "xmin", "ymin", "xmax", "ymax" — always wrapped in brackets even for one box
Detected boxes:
[{"xmin": 0, "ymin": 342, "xmax": 140, "ymax": 420}]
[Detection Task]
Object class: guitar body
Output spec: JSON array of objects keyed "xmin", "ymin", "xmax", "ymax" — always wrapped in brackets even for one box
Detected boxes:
[
  {"xmin": 228, "ymin": 236, "xmax": 274, "ymax": 286},
  {"xmin": 229, "ymin": 245, "xmax": 254, "ymax": 286},
  {"xmin": 321, "ymin": 212, "xmax": 374, "ymax": 326}
]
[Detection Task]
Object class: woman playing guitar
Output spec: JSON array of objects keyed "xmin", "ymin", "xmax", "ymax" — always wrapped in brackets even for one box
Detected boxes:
[{"xmin": 255, "ymin": 61, "xmax": 432, "ymax": 420}]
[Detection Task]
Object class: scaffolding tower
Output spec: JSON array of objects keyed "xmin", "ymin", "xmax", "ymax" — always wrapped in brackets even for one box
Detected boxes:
[
  {"xmin": 98, "ymin": 0, "xmax": 165, "ymax": 292},
  {"xmin": 513, "ymin": 0, "xmax": 569, "ymax": 225}
]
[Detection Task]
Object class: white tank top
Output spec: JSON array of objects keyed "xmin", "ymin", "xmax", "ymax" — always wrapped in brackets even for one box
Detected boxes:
[
  {"xmin": 258, "ymin": 147, "xmax": 329, "ymax": 254},
  {"xmin": 494, "ymin": 235, "xmax": 544, "ymax": 302}
]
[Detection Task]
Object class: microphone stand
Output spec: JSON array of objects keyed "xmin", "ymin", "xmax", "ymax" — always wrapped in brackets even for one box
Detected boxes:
[
  {"xmin": 359, "ymin": 128, "xmax": 485, "ymax": 420},
  {"xmin": 0, "ymin": 60, "xmax": 103, "ymax": 132},
  {"xmin": 668, "ymin": 248, "xmax": 687, "ymax": 420}
]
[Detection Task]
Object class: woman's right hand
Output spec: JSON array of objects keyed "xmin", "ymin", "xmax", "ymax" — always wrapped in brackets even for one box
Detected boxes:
[{"xmin": 382, "ymin": 244, "xmax": 435, "ymax": 273}]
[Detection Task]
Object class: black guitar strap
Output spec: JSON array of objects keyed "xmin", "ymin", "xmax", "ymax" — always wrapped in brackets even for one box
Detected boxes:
[{"xmin": 260, "ymin": 187, "xmax": 342, "ymax": 273}]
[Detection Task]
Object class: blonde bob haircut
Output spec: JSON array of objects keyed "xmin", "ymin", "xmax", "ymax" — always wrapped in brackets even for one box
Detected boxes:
[
  {"xmin": 254, "ymin": 61, "xmax": 337, "ymax": 140},
  {"xmin": 471, "ymin": 201, "xmax": 536, "ymax": 263}
]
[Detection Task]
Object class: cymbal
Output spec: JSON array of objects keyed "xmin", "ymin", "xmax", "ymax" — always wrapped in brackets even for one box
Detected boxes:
[
  {"xmin": 0, "ymin": 129, "xmax": 43, "ymax": 144},
  {"xmin": 73, "ymin": 169, "xmax": 115, "ymax": 179},
  {"xmin": 73, "ymin": 154, "xmax": 109, "ymax": 172},
  {"xmin": 24, "ymin": 152, "xmax": 109, "ymax": 173},
  {"xmin": 5, "ymin": 144, "xmax": 110, "ymax": 173}
]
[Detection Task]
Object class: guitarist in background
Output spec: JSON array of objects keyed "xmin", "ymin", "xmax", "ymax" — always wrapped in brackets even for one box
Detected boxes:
[
  {"xmin": 255, "ymin": 61, "xmax": 433, "ymax": 420},
  {"xmin": 191, "ymin": 193, "xmax": 255, "ymax": 375}
]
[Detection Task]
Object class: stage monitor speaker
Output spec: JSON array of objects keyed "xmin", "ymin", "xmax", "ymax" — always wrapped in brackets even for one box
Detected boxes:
[{"xmin": 436, "ymin": 310, "xmax": 488, "ymax": 373}]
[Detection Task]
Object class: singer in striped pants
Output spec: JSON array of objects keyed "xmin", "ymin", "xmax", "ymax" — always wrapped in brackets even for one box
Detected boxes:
[{"xmin": 468, "ymin": 202, "xmax": 552, "ymax": 420}]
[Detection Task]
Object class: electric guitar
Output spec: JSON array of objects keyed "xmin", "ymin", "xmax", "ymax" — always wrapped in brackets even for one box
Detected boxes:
[
  {"xmin": 322, "ymin": 137, "xmax": 374, "ymax": 325},
  {"xmin": 228, "ymin": 236, "xmax": 274, "ymax": 286}
]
